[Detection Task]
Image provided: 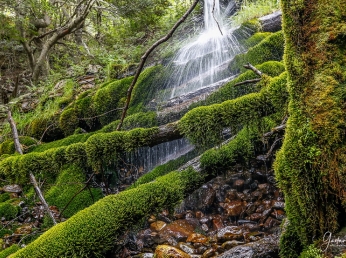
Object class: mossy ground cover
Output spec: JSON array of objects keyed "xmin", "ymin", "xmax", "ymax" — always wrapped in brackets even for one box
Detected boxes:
[{"xmin": 11, "ymin": 168, "xmax": 203, "ymax": 257}]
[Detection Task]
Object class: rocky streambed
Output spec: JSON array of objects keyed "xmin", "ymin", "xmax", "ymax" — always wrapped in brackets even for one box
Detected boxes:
[{"xmin": 111, "ymin": 162, "xmax": 284, "ymax": 258}]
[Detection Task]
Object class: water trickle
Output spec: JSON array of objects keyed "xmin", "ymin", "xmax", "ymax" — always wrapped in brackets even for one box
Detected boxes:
[{"xmin": 161, "ymin": 0, "xmax": 242, "ymax": 100}]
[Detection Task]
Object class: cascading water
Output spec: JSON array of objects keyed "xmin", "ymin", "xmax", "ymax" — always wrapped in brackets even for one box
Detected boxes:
[{"xmin": 161, "ymin": 0, "xmax": 242, "ymax": 100}]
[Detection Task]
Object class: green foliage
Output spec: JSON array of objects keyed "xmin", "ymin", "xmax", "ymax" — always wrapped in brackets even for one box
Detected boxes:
[
  {"xmin": 299, "ymin": 244, "xmax": 323, "ymax": 258},
  {"xmin": 45, "ymin": 165, "xmax": 103, "ymax": 218},
  {"xmin": 229, "ymin": 31, "xmax": 284, "ymax": 74},
  {"xmin": 0, "ymin": 244, "xmax": 19, "ymax": 258},
  {"xmin": 200, "ymin": 127, "xmax": 255, "ymax": 173},
  {"xmin": 59, "ymin": 108, "xmax": 79, "ymax": 136},
  {"xmin": 230, "ymin": 0, "xmax": 280, "ymax": 27},
  {"xmin": 0, "ymin": 201, "xmax": 20, "ymax": 220},
  {"xmin": 244, "ymin": 32, "xmax": 272, "ymax": 48},
  {"xmin": 0, "ymin": 137, "xmax": 37, "ymax": 156},
  {"xmin": 11, "ymin": 168, "xmax": 203, "ymax": 258},
  {"xmin": 0, "ymin": 127, "xmax": 159, "ymax": 184},
  {"xmin": 0, "ymin": 193, "xmax": 10, "ymax": 203}
]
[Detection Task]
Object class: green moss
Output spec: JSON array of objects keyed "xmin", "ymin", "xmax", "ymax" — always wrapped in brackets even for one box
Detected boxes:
[
  {"xmin": 244, "ymin": 32, "xmax": 272, "ymax": 48},
  {"xmin": 93, "ymin": 77, "xmax": 132, "ymax": 126},
  {"xmin": 45, "ymin": 165, "xmax": 103, "ymax": 218},
  {"xmin": 101, "ymin": 111, "xmax": 158, "ymax": 133},
  {"xmin": 275, "ymin": 0, "xmax": 346, "ymax": 254},
  {"xmin": 299, "ymin": 244, "xmax": 323, "ymax": 258},
  {"xmin": 0, "ymin": 201, "xmax": 20, "ymax": 220},
  {"xmin": 128, "ymin": 65, "xmax": 165, "ymax": 114},
  {"xmin": 193, "ymin": 61, "xmax": 285, "ymax": 107},
  {"xmin": 229, "ymin": 31, "xmax": 284, "ymax": 74},
  {"xmin": 0, "ymin": 244, "xmax": 19, "ymax": 258},
  {"xmin": 0, "ymin": 193, "xmax": 10, "ymax": 202},
  {"xmin": 59, "ymin": 108, "xmax": 79, "ymax": 136},
  {"xmin": 0, "ymin": 136, "xmax": 37, "ymax": 156},
  {"xmin": 11, "ymin": 168, "xmax": 203, "ymax": 258},
  {"xmin": 30, "ymin": 133, "xmax": 92, "ymax": 153},
  {"xmin": 233, "ymin": 19, "xmax": 261, "ymax": 42},
  {"xmin": 200, "ymin": 127, "xmax": 254, "ymax": 173}
]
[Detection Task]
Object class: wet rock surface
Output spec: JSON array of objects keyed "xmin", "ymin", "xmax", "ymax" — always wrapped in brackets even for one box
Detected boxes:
[{"xmin": 112, "ymin": 163, "xmax": 284, "ymax": 257}]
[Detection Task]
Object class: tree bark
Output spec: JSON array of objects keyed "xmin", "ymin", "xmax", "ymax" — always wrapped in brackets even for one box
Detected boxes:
[
  {"xmin": 8, "ymin": 109, "xmax": 57, "ymax": 225},
  {"xmin": 116, "ymin": 0, "xmax": 200, "ymax": 131}
]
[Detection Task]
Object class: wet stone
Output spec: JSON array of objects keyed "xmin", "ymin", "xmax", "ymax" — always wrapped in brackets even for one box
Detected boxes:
[
  {"xmin": 159, "ymin": 219, "xmax": 199, "ymax": 242},
  {"xmin": 202, "ymin": 248, "xmax": 216, "ymax": 258},
  {"xmin": 233, "ymin": 179, "xmax": 245, "ymax": 192},
  {"xmin": 187, "ymin": 233, "xmax": 209, "ymax": 244},
  {"xmin": 272, "ymin": 201, "xmax": 285, "ymax": 210},
  {"xmin": 212, "ymin": 215, "xmax": 224, "ymax": 230},
  {"xmin": 178, "ymin": 242, "xmax": 196, "ymax": 254},
  {"xmin": 154, "ymin": 245, "xmax": 191, "ymax": 258},
  {"xmin": 221, "ymin": 240, "xmax": 245, "ymax": 250},
  {"xmin": 150, "ymin": 221, "xmax": 167, "ymax": 232},
  {"xmin": 3, "ymin": 184, "xmax": 22, "ymax": 193},
  {"xmin": 217, "ymin": 226, "xmax": 243, "ymax": 242},
  {"xmin": 222, "ymin": 200, "xmax": 244, "ymax": 217}
]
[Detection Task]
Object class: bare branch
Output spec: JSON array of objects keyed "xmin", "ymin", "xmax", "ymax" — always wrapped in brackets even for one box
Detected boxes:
[
  {"xmin": 212, "ymin": 0, "xmax": 223, "ymax": 36},
  {"xmin": 116, "ymin": 0, "xmax": 200, "ymax": 131},
  {"xmin": 243, "ymin": 63, "xmax": 263, "ymax": 77},
  {"xmin": 234, "ymin": 78, "xmax": 261, "ymax": 86}
]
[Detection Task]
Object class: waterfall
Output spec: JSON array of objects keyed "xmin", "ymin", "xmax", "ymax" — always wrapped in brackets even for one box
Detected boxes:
[{"xmin": 160, "ymin": 0, "xmax": 242, "ymax": 100}]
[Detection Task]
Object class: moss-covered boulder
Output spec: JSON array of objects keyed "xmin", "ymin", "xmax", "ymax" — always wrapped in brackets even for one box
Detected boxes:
[{"xmin": 11, "ymin": 168, "xmax": 203, "ymax": 257}]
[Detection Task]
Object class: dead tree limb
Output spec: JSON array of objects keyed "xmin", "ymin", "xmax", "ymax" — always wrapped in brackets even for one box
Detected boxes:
[
  {"xmin": 8, "ymin": 110, "xmax": 23, "ymax": 155},
  {"xmin": 212, "ymin": 0, "xmax": 223, "ymax": 36},
  {"xmin": 234, "ymin": 78, "xmax": 261, "ymax": 86},
  {"xmin": 116, "ymin": 0, "xmax": 200, "ymax": 131},
  {"xmin": 263, "ymin": 124, "xmax": 286, "ymax": 138},
  {"xmin": 7, "ymin": 109, "xmax": 57, "ymax": 225},
  {"xmin": 243, "ymin": 63, "xmax": 263, "ymax": 77},
  {"xmin": 58, "ymin": 172, "xmax": 96, "ymax": 220}
]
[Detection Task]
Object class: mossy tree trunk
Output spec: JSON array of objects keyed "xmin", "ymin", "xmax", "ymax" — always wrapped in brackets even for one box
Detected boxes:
[{"xmin": 275, "ymin": 0, "xmax": 346, "ymax": 256}]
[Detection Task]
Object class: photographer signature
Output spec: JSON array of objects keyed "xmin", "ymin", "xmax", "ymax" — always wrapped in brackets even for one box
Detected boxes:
[{"xmin": 321, "ymin": 231, "xmax": 346, "ymax": 252}]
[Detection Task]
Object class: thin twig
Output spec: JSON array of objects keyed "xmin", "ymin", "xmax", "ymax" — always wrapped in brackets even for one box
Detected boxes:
[
  {"xmin": 58, "ymin": 171, "xmax": 96, "ymax": 219},
  {"xmin": 78, "ymin": 107, "xmax": 124, "ymax": 120},
  {"xmin": 0, "ymin": 211, "xmax": 30, "ymax": 231},
  {"xmin": 116, "ymin": 0, "xmax": 200, "ymax": 131},
  {"xmin": 234, "ymin": 78, "xmax": 261, "ymax": 86},
  {"xmin": 18, "ymin": 230, "xmax": 43, "ymax": 246},
  {"xmin": 39, "ymin": 123, "xmax": 57, "ymax": 143},
  {"xmin": 212, "ymin": 0, "xmax": 223, "ymax": 36}
]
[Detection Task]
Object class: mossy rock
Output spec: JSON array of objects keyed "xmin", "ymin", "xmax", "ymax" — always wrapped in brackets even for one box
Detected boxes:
[
  {"xmin": 0, "ymin": 136, "xmax": 37, "ymax": 156},
  {"xmin": 45, "ymin": 165, "xmax": 103, "ymax": 218},
  {"xmin": 0, "ymin": 201, "xmax": 20, "ymax": 220},
  {"xmin": 229, "ymin": 31, "xmax": 284, "ymax": 74}
]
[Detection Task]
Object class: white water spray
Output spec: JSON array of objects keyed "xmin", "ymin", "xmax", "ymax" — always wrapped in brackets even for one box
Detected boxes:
[{"xmin": 161, "ymin": 0, "xmax": 242, "ymax": 99}]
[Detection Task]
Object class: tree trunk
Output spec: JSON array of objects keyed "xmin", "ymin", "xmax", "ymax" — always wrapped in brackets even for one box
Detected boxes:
[
  {"xmin": 275, "ymin": 0, "xmax": 346, "ymax": 256},
  {"xmin": 8, "ymin": 109, "xmax": 57, "ymax": 225}
]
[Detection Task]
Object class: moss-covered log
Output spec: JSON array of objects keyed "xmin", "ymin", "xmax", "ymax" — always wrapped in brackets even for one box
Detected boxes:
[
  {"xmin": 10, "ymin": 168, "xmax": 203, "ymax": 257},
  {"xmin": 274, "ymin": 0, "xmax": 346, "ymax": 256}
]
